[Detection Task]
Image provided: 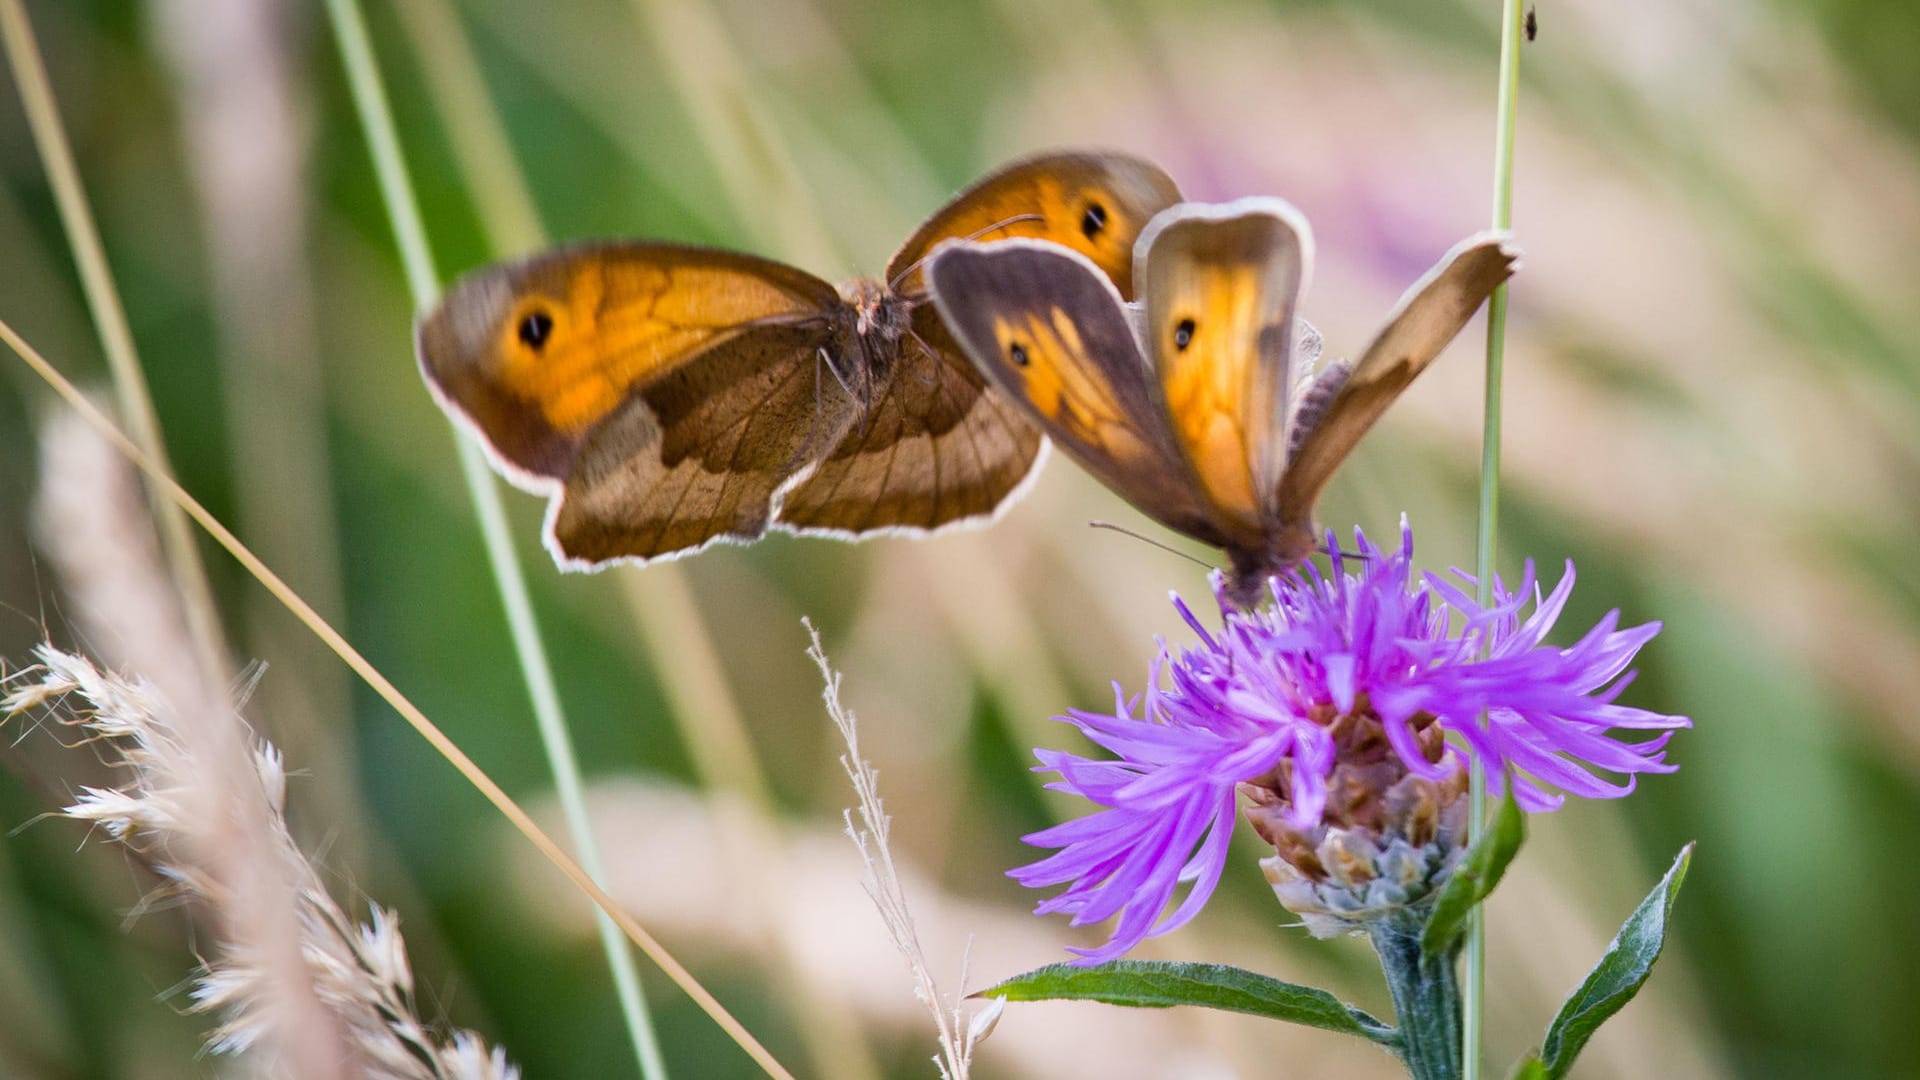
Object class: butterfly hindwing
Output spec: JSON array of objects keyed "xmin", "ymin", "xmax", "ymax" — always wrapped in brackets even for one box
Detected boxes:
[
  {"xmin": 776, "ymin": 306, "xmax": 1044, "ymax": 535},
  {"xmin": 551, "ymin": 322, "xmax": 858, "ymax": 566}
]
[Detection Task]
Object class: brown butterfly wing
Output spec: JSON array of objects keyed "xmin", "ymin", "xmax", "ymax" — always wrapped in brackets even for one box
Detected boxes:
[
  {"xmin": 1136, "ymin": 199, "xmax": 1311, "ymax": 541},
  {"xmin": 887, "ymin": 151, "xmax": 1183, "ymax": 300},
  {"xmin": 775, "ymin": 306, "xmax": 1043, "ymax": 535},
  {"xmin": 779, "ymin": 152, "xmax": 1180, "ymax": 535},
  {"xmin": 926, "ymin": 238, "xmax": 1229, "ymax": 546},
  {"xmin": 418, "ymin": 242, "xmax": 843, "ymax": 483},
  {"xmin": 416, "ymin": 243, "xmax": 853, "ymax": 565},
  {"xmin": 1276, "ymin": 233, "xmax": 1521, "ymax": 528},
  {"xmin": 552, "ymin": 322, "xmax": 859, "ymax": 566}
]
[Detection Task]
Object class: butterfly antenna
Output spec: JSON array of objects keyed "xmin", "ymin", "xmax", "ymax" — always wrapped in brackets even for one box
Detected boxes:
[
  {"xmin": 1089, "ymin": 520, "xmax": 1216, "ymax": 570},
  {"xmin": 887, "ymin": 213, "xmax": 1048, "ymax": 292}
]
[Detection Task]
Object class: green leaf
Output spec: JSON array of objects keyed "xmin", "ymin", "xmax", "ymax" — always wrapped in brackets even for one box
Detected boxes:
[
  {"xmin": 1421, "ymin": 785, "xmax": 1527, "ymax": 956},
  {"xmin": 1539, "ymin": 843, "xmax": 1695, "ymax": 1078},
  {"xmin": 979, "ymin": 959, "xmax": 1397, "ymax": 1045},
  {"xmin": 1507, "ymin": 1054, "xmax": 1548, "ymax": 1080}
]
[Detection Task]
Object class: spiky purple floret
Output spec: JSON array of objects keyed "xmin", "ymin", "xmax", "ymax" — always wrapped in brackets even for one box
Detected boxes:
[{"xmin": 1010, "ymin": 521, "xmax": 1688, "ymax": 963}]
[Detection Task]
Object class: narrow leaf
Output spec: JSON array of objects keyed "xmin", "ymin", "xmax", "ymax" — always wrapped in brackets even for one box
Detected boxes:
[
  {"xmin": 1421, "ymin": 784, "xmax": 1526, "ymax": 955},
  {"xmin": 1539, "ymin": 843, "xmax": 1695, "ymax": 1078},
  {"xmin": 980, "ymin": 959, "xmax": 1396, "ymax": 1045},
  {"xmin": 1507, "ymin": 1055, "xmax": 1548, "ymax": 1080}
]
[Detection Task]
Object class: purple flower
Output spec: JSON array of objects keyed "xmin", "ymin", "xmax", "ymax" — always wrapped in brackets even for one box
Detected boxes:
[{"xmin": 1010, "ymin": 521, "xmax": 1689, "ymax": 964}]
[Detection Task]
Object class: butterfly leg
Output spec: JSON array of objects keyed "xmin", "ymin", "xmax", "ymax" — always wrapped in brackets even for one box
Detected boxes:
[
  {"xmin": 815, "ymin": 345, "xmax": 874, "ymax": 438},
  {"xmin": 817, "ymin": 345, "xmax": 861, "ymax": 403},
  {"xmin": 904, "ymin": 327, "xmax": 942, "ymax": 388}
]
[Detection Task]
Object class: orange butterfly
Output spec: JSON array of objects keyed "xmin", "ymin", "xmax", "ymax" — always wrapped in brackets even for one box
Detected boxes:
[
  {"xmin": 415, "ymin": 152, "xmax": 1181, "ymax": 569},
  {"xmin": 928, "ymin": 197, "xmax": 1518, "ymax": 606}
]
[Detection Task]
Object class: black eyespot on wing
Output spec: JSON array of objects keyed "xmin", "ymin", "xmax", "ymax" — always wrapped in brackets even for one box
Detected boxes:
[
  {"xmin": 518, "ymin": 310, "xmax": 554, "ymax": 350},
  {"xmin": 1173, "ymin": 318, "xmax": 1195, "ymax": 351},
  {"xmin": 1009, "ymin": 342, "xmax": 1030, "ymax": 367},
  {"xmin": 1080, "ymin": 202, "xmax": 1109, "ymax": 240}
]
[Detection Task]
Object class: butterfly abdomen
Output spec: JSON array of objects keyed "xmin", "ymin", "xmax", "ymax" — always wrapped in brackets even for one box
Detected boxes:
[{"xmin": 1285, "ymin": 360, "xmax": 1353, "ymax": 467}]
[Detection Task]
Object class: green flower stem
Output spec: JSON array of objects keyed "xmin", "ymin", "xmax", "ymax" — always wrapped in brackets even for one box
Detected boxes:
[
  {"xmin": 0, "ymin": 0, "xmax": 228, "ymax": 684},
  {"xmin": 319, "ymin": 1, "xmax": 667, "ymax": 1076},
  {"xmin": 1468, "ymin": 1, "xmax": 1528, "ymax": 1078},
  {"xmin": 1371, "ymin": 913, "xmax": 1464, "ymax": 1080}
]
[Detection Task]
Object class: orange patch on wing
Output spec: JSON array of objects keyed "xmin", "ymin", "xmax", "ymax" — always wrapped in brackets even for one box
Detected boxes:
[
  {"xmin": 1157, "ymin": 264, "xmax": 1262, "ymax": 523},
  {"xmin": 991, "ymin": 311, "xmax": 1156, "ymax": 469},
  {"xmin": 496, "ymin": 260, "xmax": 814, "ymax": 434}
]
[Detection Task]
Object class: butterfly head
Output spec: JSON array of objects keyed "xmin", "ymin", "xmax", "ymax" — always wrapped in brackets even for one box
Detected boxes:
[
  {"xmin": 1221, "ymin": 526, "xmax": 1323, "ymax": 611},
  {"xmin": 840, "ymin": 278, "xmax": 913, "ymax": 347}
]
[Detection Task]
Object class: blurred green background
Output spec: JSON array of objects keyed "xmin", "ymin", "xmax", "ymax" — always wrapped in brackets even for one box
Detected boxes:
[{"xmin": 3, "ymin": 0, "xmax": 1918, "ymax": 1076}]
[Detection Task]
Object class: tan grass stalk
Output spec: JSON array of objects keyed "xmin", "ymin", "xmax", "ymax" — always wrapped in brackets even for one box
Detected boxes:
[
  {"xmin": 0, "ymin": 318, "xmax": 787, "ymax": 1077},
  {"xmin": 3, "ymin": 646, "xmax": 517, "ymax": 1079},
  {"xmin": 28, "ymin": 410, "xmax": 354, "ymax": 1077},
  {"xmin": 807, "ymin": 620, "xmax": 1001, "ymax": 1080},
  {"xmin": 503, "ymin": 778, "xmax": 1405, "ymax": 1078},
  {"xmin": 148, "ymin": 0, "xmax": 362, "ymax": 867},
  {"xmin": 625, "ymin": 0, "xmax": 843, "ymax": 270},
  {"xmin": 0, "ymin": 0, "xmax": 228, "ymax": 683}
]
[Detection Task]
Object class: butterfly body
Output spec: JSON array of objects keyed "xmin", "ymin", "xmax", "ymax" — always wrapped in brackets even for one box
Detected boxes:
[
  {"xmin": 416, "ymin": 151, "xmax": 1183, "ymax": 568},
  {"xmin": 927, "ymin": 199, "xmax": 1519, "ymax": 608},
  {"xmin": 830, "ymin": 276, "xmax": 916, "ymax": 406}
]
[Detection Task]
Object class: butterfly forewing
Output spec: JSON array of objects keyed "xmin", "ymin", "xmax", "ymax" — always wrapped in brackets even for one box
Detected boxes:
[
  {"xmin": 1136, "ymin": 199, "xmax": 1312, "ymax": 535},
  {"xmin": 1275, "ymin": 233, "xmax": 1520, "ymax": 529},
  {"xmin": 418, "ymin": 243, "xmax": 842, "ymax": 487},
  {"xmin": 887, "ymin": 152, "xmax": 1182, "ymax": 300}
]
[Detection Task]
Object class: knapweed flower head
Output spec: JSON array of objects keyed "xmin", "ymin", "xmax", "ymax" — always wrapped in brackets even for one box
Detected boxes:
[{"xmin": 1011, "ymin": 521, "xmax": 1688, "ymax": 962}]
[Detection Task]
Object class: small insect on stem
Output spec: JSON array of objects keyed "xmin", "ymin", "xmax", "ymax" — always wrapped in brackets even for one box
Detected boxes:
[{"xmin": 1524, "ymin": 4, "xmax": 1538, "ymax": 41}]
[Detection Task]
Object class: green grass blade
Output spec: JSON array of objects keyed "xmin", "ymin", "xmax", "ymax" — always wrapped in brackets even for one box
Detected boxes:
[{"xmin": 317, "ymin": 1, "xmax": 668, "ymax": 1075}]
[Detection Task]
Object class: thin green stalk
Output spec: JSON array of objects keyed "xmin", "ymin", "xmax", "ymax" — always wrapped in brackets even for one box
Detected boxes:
[
  {"xmin": 394, "ymin": 6, "xmax": 886, "ymax": 1079},
  {"xmin": 0, "ymin": 0, "xmax": 228, "ymax": 683},
  {"xmin": 1469, "ymin": 1, "xmax": 1526, "ymax": 1078},
  {"xmin": 318, "ymin": 2, "xmax": 667, "ymax": 1076}
]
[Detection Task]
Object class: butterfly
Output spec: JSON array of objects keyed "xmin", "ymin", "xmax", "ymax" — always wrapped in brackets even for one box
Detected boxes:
[
  {"xmin": 415, "ymin": 151, "xmax": 1183, "ymax": 569},
  {"xmin": 926, "ymin": 197, "xmax": 1519, "ymax": 607}
]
